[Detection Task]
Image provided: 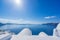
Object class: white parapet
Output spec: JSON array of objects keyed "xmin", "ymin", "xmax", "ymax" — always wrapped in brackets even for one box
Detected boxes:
[
  {"xmin": 11, "ymin": 27, "xmax": 60, "ymax": 40},
  {"xmin": 0, "ymin": 32, "xmax": 12, "ymax": 40}
]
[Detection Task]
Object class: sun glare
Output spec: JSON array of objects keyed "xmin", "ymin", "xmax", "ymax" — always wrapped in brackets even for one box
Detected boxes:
[{"xmin": 14, "ymin": 0, "xmax": 23, "ymax": 6}]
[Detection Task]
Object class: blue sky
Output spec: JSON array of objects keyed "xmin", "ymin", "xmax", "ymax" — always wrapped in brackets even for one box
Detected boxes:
[{"xmin": 0, "ymin": 0, "xmax": 60, "ymax": 23}]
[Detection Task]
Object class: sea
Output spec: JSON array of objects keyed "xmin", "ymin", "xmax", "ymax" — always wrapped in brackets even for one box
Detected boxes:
[{"xmin": 0, "ymin": 23, "xmax": 58, "ymax": 36}]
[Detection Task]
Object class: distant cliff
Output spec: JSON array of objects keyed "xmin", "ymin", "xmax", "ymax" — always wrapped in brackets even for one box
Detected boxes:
[
  {"xmin": 0, "ymin": 23, "xmax": 58, "ymax": 27},
  {"xmin": 0, "ymin": 23, "xmax": 5, "ymax": 27}
]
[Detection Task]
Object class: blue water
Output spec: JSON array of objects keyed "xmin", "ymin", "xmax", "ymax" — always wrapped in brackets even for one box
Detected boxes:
[{"xmin": 0, "ymin": 23, "xmax": 58, "ymax": 36}]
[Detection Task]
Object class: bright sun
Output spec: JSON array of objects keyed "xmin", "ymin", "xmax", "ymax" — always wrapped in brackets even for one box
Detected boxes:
[{"xmin": 14, "ymin": 0, "xmax": 22, "ymax": 6}]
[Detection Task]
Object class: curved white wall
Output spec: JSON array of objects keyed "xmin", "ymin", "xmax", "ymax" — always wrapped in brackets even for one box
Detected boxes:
[{"xmin": 18, "ymin": 28, "xmax": 32, "ymax": 36}]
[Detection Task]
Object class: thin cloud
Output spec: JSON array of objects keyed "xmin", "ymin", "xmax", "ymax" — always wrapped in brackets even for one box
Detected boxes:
[
  {"xmin": 44, "ymin": 16, "xmax": 56, "ymax": 19},
  {"xmin": 0, "ymin": 18, "xmax": 40, "ymax": 24}
]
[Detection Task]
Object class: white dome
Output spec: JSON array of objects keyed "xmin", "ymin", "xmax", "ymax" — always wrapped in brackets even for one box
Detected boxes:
[
  {"xmin": 18, "ymin": 28, "xmax": 32, "ymax": 36},
  {"xmin": 53, "ymin": 23, "xmax": 60, "ymax": 37},
  {"xmin": 56, "ymin": 23, "xmax": 60, "ymax": 30}
]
